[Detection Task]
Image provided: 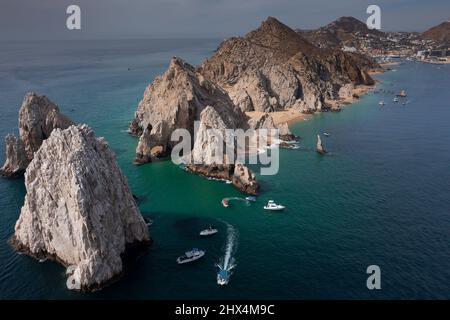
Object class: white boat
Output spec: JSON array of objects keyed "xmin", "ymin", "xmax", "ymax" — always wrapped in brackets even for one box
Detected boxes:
[
  {"xmin": 217, "ymin": 266, "xmax": 231, "ymax": 286},
  {"xmin": 263, "ymin": 200, "xmax": 285, "ymax": 211},
  {"xmin": 393, "ymin": 97, "xmax": 399, "ymax": 103},
  {"xmin": 379, "ymin": 101, "xmax": 385, "ymax": 106},
  {"xmin": 176, "ymin": 248, "xmax": 205, "ymax": 264},
  {"xmin": 323, "ymin": 132, "xmax": 330, "ymax": 137},
  {"xmin": 200, "ymin": 226, "xmax": 218, "ymax": 236},
  {"xmin": 245, "ymin": 196, "xmax": 256, "ymax": 202}
]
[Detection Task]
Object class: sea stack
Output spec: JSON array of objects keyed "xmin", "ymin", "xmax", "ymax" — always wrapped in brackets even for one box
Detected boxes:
[
  {"xmin": 188, "ymin": 106, "xmax": 260, "ymax": 195},
  {"xmin": 316, "ymin": 134, "xmax": 327, "ymax": 154},
  {"xmin": 11, "ymin": 124, "xmax": 150, "ymax": 291},
  {"xmin": 0, "ymin": 135, "xmax": 29, "ymax": 177},
  {"xmin": 0, "ymin": 93, "xmax": 74, "ymax": 177}
]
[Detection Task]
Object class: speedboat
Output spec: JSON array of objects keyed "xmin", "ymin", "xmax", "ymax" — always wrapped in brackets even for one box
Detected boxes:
[
  {"xmin": 200, "ymin": 226, "xmax": 218, "ymax": 236},
  {"xmin": 217, "ymin": 268, "xmax": 231, "ymax": 286},
  {"xmin": 379, "ymin": 101, "xmax": 385, "ymax": 106},
  {"xmin": 245, "ymin": 196, "xmax": 256, "ymax": 202},
  {"xmin": 393, "ymin": 97, "xmax": 399, "ymax": 103},
  {"xmin": 176, "ymin": 248, "xmax": 205, "ymax": 264},
  {"xmin": 396, "ymin": 90, "xmax": 407, "ymax": 97},
  {"xmin": 323, "ymin": 132, "xmax": 330, "ymax": 137},
  {"xmin": 263, "ymin": 200, "xmax": 285, "ymax": 211},
  {"xmin": 222, "ymin": 199, "xmax": 229, "ymax": 207}
]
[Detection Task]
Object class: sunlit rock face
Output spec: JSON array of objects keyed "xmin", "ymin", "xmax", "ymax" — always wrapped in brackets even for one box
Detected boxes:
[{"xmin": 12, "ymin": 124, "xmax": 150, "ymax": 291}]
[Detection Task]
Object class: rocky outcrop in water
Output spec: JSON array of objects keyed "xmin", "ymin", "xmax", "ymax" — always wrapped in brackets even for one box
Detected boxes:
[
  {"xmin": 11, "ymin": 124, "xmax": 150, "ymax": 291},
  {"xmin": 129, "ymin": 58, "xmax": 259, "ymax": 194},
  {"xmin": 316, "ymin": 134, "xmax": 327, "ymax": 154},
  {"xmin": 232, "ymin": 163, "xmax": 259, "ymax": 195},
  {"xmin": 188, "ymin": 106, "xmax": 259, "ymax": 194},
  {"xmin": 0, "ymin": 93, "xmax": 73, "ymax": 177},
  {"xmin": 129, "ymin": 17, "xmax": 375, "ymax": 193},
  {"xmin": 0, "ymin": 135, "xmax": 29, "ymax": 177},
  {"xmin": 130, "ymin": 57, "xmax": 247, "ymax": 164}
]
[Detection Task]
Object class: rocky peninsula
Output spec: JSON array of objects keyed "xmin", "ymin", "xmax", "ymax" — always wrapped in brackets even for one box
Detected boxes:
[
  {"xmin": 129, "ymin": 17, "xmax": 379, "ymax": 193},
  {"xmin": 11, "ymin": 124, "xmax": 150, "ymax": 291},
  {"xmin": 0, "ymin": 93, "xmax": 73, "ymax": 177}
]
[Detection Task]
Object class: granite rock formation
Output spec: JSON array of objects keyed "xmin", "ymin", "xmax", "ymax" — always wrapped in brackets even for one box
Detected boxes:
[
  {"xmin": 316, "ymin": 134, "xmax": 327, "ymax": 154},
  {"xmin": 0, "ymin": 135, "xmax": 29, "ymax": 177},
  {"xmin": 188, "ymin": 106, "xmax": 259, "ymax": 194},
  {"xmin": 248, "ymin": 113, "xmax": 298, "ymax": 143},
  {"xmin": 199, "ymin": 17, "xmax": 376, "ymax": 113},
  {"xmin": 0, "ymin": 93, "xmax": 73, "ymax": 177},
  {"xmin": 129, "ymin": 17, "xmax": 377, "ymax": 193},
  {"xmin": 130, "ymin": 57, "xmax": 247, "ymax": 164},
  {"xmin": 11, "ymin": 124, "xmax": 150, "ymax": 291}
]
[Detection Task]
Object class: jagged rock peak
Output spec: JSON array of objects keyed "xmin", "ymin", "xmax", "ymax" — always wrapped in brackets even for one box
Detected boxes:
[
  {"xmin": 0, "ymin": 135, "xmax": 29, "ymax": 177},
  {"xmin": 12, "ymin": 124, "xmax": 150, "ymax": 291},
  {"xmin": 0, "ymin": 93, "xmax": 74, "ymax": 178},
  {"xmin": 316, "ymin": 134, "xmax": 327, "ymax": 154},
  {"xmin": 130, "ymin": 56, "xmax": 247, "ymax": 164},
  {"xmin": 19, "ymin": 92, "xmax": 74, "ymax": 159}
]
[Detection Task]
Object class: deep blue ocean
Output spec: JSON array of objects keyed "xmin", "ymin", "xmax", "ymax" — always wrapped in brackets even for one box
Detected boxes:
[{"xmin": 0, "ymin": 39, "xmax": 449, "ymax": 299}]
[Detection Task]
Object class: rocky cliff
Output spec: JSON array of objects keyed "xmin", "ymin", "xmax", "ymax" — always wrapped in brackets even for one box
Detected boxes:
[
  {"xmin": 129, "ymin": 17, "xmax": 377, "ymax": 194},
  {"xmin": 187, "ymin": 106, "xmax": 259, "ymax": 194},
  {"xmin": 0, "ymin": 135, "xmax": 29, "ymax": 177},
  {"xmin": 198, "ymin": 17, "xmax": 376, "ymax": 113},
  {"xmin": 0, "ymin": 93, "xmax": 74, "ymax": 177},
  {"xmin": 130, "ymin": 57, "xmax": 247, "ymax": 164},
  {"xmin": 11, "ymin": 124, "xmax": 150, "ymax": 291}
]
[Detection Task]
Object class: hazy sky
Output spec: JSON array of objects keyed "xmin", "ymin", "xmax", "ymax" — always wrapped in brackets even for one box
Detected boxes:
[{"xmin": 0, "ymin": 0, "xmax": 449, "ymax": 40}]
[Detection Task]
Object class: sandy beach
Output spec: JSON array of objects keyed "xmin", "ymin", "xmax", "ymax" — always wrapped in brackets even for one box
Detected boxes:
[
  {"xmin": 246, "ymin": 84, "xmax": 375, "ymax": 126},
  {"xmin": 246, "ymin": 109, "xmax": 311, "ymax": 125}
]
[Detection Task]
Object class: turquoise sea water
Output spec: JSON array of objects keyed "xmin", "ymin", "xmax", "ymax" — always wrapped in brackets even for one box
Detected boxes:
[{"xmin": 0, "ymin": 40, "xmax": 449, "ymax": 299}]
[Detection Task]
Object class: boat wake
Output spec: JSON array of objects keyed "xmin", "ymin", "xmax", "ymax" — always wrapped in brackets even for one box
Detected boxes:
[
  {"xmin": 216, "ymin": 221, "xmax": 238, "ymax": 285},
  {"xmin": 222, "ymin": 197, "xmax": 251, "ymax": 207}
]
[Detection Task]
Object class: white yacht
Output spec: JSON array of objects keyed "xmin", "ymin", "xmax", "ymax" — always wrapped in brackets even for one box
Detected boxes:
[
  {"xmin": 263, "ymin": 200, "xmax": 285, "ymax": 211},
  {"xmin": 176, "ymin": 248, "xmax": 205, "ymax": 264},
  {"xmin": 217, "ymin": 266, "xmax": 231, "ymax": 285},
  {"xmin": 200, "ymin": 226, "xmax": 218, "ymax": 236}
]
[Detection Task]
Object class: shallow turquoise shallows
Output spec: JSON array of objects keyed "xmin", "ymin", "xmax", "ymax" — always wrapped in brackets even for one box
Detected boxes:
[{"xmin": 0, "ymin": 40, "xmax": 449, "ymax": 299}]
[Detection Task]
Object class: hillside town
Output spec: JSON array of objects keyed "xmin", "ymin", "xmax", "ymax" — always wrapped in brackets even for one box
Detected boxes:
[{"xmin": 299, "ymin": 17, "xmax": 450, "ymax": 64}]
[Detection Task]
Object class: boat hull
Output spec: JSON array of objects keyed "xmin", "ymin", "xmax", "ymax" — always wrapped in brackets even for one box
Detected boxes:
[
  {"xmin": 263, "ymin": 206, "xmax": 285, "ymax": 211},
  {"xmin": 177, "ymin": 251, "xmax": 205, "ymax": 264},
  {"xmin": 200, "ymin": 229, "xmax": 218, "ymax": 236}
]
